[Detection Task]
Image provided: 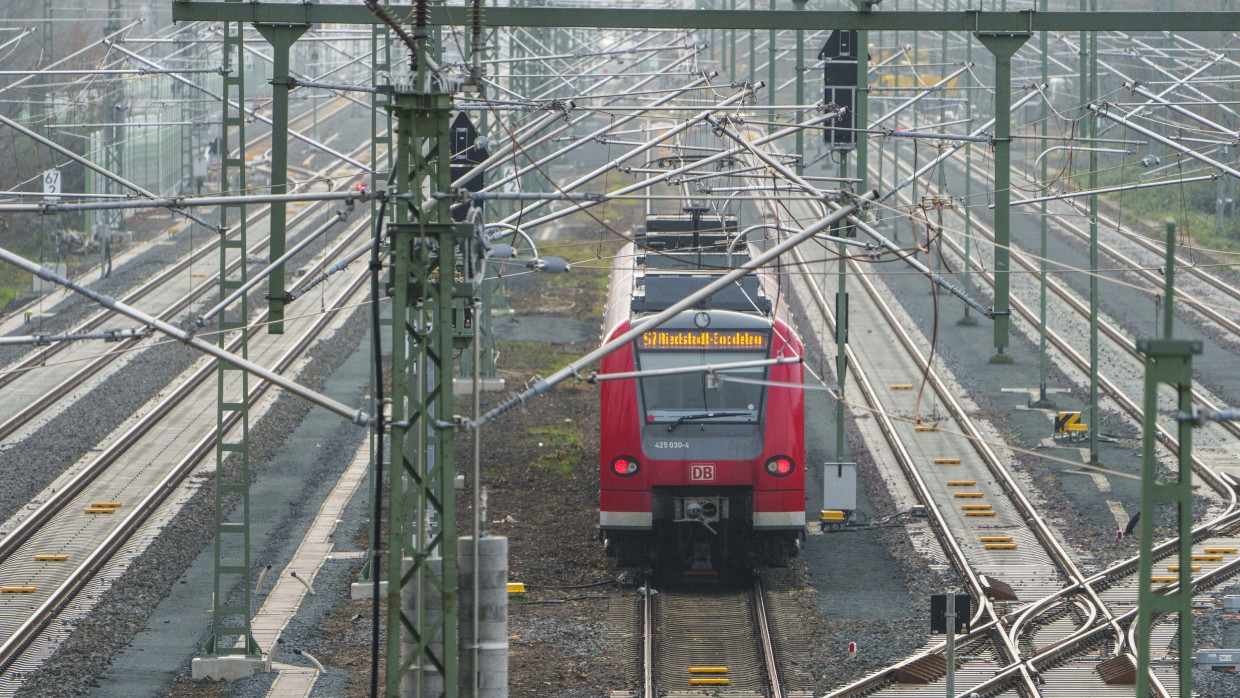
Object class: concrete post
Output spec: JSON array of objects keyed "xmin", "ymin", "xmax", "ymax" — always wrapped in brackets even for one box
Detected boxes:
[{"xmin": 459, "ymin": 537, "xmax": 509, "ymax": 698}]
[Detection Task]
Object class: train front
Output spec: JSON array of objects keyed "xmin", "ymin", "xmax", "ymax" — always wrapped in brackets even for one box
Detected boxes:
[{"xmin": 599, "ymin": 309, "xmax": 805, "ymax": 573}]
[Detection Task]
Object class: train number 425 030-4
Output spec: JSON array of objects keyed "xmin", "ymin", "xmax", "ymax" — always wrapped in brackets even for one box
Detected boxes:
[{"xmin": 653, "ymin": 441, "xmax": 690, "ymax": 449}]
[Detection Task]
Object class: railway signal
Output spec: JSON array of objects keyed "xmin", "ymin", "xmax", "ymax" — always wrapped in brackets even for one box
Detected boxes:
[
  {"xmin": 449, "ymin": 112, "xmax": 489, "ymax": 222},
  {"xmin": 819, "ymin": 29, "xmax": 859, "ymax": 152}
]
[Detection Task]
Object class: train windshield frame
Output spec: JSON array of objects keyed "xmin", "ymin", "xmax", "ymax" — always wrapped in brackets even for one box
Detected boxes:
[{"xmin": 634, "ymin": 344, "xmax": 769, "ymax": 425}]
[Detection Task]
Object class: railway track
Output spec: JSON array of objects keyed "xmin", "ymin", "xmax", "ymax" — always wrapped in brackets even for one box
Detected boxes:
[
  {"xmin": 0, "ymin": 91, "xmax": 356, "ymax": 364},
  {"xmin": 0, "ymin": 213, "xmax": 373, "ymax": 681},
  {"xmin": 612, "ymin": 573, "xmax": 812, "ymax": 698},
  {"xmin": 719, "ymin": 134, "xmax": 1221, "ymax": 694},
  {"xmin": 878, "ymin": 142, "xmax": 1240, "ymax": 494},
  {"xmin": 0, "ymin": 101, "xmax": 369, "ymax": 444},
  {"xmin": 769, "ymin": 96, "xmax": 1240, "ymax": 696}
]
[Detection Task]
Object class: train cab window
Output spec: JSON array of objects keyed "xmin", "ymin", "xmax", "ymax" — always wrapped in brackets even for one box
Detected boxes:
[{"xmin": 636, "ymin": 348, "xmax": 767, "ymax": 424}]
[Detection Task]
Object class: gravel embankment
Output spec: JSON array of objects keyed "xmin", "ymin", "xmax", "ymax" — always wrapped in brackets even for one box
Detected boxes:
[{"xmin": 14, "ymin": 307, "xmax": 369, "ymax": 698}]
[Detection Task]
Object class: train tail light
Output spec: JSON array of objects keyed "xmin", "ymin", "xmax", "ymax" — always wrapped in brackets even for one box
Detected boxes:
[
  {"xmin": 765, "ymin": 455, "xmax": 795, "ymax": 477},
  {"xmin": 611, "ymin": 456, "xmax": 640, "ymax": 477}
]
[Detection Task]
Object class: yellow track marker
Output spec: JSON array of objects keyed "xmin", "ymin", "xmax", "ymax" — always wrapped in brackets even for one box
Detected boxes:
[
  {"xmin": 507, "ymin": 583, "xmax": 526, "ymax": 594},
  {"xmin": 84, "ymin": 507, "xmax": 116, "ymax": 514},
  {"xmin": 1151, "ymin": 576, "xmax": 1178, "ymax": 583},
  {"xmin": 946, "ymin": 480, "xmax": 976, "ymax": 486},
  {"xmin": 34, "ymin": 555, "xmax": 68, "ymax": 562},
  {"xmin": 1166, "ymin": 566, "xmax": 1200, "ymax": 572},
  {"xmin": 689, "ymin": 678, "xmax": 730, "ymax": 686},
  {"xmin": 961, "ymin": 504, "xmax": 992, "ymax": 510},
  {"xmin": 820, "ymin": 510, "xmax": 845, "ymax": 521},
  {"xmin": 91, "ymin": 502, "xmax": 122, "ymax": 508},
  {"xmin": 980, "ymin": 536, "xmax": 1013, "ymax": 542},
  {"xmin": 915, "ymin": 425, "xmax": 939, "ymax": 432},
  {"xmin": 1204, "ymin": 547, "xmax": 1237, "ymax": 554},
  {"xmin": 688, "ymin": 667, "xmax": 728, "ymax": 674},
  {"xmin": 954, "ymin": 492, "xmax": 984, "ymax": 498},
  {"xmin": 890, "ymin": 384, "xmax": 914, "ymax": 390},
  {"xmin": 984, "ymin": 543, "xmax": 1017, "ymax": 550},
  {"xmin": 934, "ymin": 458, "xmax": 962, "ymax": 464},
  {"xmin": 1, "ymin": 586, "xmax": 37, "ymax": 593},
  {"xmin": 966, "ymin": 511, "xmax": 997, "ymax": 517},
  {"xmin": 1191, "ymin": 554, "xmax": 1223, "ymax": 562}
]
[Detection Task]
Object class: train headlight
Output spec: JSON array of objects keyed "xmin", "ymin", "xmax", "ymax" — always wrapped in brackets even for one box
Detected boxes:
[
  {"xmin": 611, "ymin": 456, "xmax": 640, "ymax": 477},
  {"xmin": 765, "ymin": 455, "xmax": 795, "ymax": 477}
]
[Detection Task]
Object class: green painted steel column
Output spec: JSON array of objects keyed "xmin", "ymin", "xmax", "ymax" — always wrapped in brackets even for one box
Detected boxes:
[
  {"xmin": 1033, "ymin": 0, "xmax": 1051, "ymax": 406},
  {"xmin": 362, "ymin": 23, "xmax": 394, "ymax": 588},
  {"xmin": 1134, "ymin": 337, "xmax": 1199, "ymax": 698},
  {"xmin": 957, "ymin": 0, "xmax": 977, "ymax": 328},
  {"xmin": 1164, "ymin": 220, "xmax": 1176, "ymax": 339},
  {"xmin": 853, "ymin": 0, "xmax": 869, "ymax": 196},
  {"xmin": 206, "ymin": 7, "xmax": 259, "ymax": 660},
  {"xmin": 729, "ymin": 0, "xmax": 736, "ymax": 79},
  {"xmin": 974, "ymin": 32, "xmax": 1028, "ymax": 362},
  {"xmin": 836, "ymin": 154, "xmax": 848, "ymax": 462},
  {"xmin": 253, "ymin": 23, "xmax": 309, "ymax": 336},
  {"xmin": 768, "ymin": 0, "xmax": 776, "ymax": 133},
  {"xmin": 749, "ymin": 0, "xmax": 755, "ymax": 88},
  {"xmin": 101, "ymin": 0, "xmax": 126, "ymax": 251},
  {"xmin": 1087, "ymin": 3, "xmax": 1100, "ymax": 463},
  {"xmin": 794, "ymin": 0, "xmax": 806, "ymax": 177}
]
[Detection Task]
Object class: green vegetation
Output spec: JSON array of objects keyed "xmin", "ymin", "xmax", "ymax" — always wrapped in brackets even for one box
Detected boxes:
[
  {"xmin": 1093, "ymin": 161, "xmax": 1240, "ymax": 258},
  {"xmin": 525, "ymin": 423, "xmax": 583, "ymax": 478},
  {"xmin": 0, "ymin": 228, "xmax": 44, "ymax": 312},
  {"xmin": 495, "ymin": 340, "xmax": 580, "ymax": 375}
]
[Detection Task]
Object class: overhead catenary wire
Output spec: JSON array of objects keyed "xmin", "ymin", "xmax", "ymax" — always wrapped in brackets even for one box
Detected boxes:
[
  {"xmin": 0, "ymin": 247, "xmax": 372, "ymax": 427},
  {"xmin": 470, "ymin": 190, "xmax": 877, "ymax": 430}
]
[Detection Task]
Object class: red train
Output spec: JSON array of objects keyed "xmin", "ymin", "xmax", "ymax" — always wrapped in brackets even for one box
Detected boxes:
[{"xmin": 598, "ymin": 213, "xmax": 806, "ymax": 573}]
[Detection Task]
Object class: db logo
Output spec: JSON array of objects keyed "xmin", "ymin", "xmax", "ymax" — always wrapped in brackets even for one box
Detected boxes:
[{"xmin": 689, "ymin": 464, "xmax": 715, "ymax": 481}]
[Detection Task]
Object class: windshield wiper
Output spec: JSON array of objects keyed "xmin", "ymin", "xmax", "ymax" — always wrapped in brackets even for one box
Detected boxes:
[{"xmin": 666, "ymin": 411, "xmax": 752, "ymax": 432}]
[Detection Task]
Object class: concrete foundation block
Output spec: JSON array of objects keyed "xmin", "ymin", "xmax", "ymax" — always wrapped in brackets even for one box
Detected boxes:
[
  {"xmin": 350, "ymin": 580, "xmax": 388, "ymax": 600},
  {"xmin": 452, "ymin": 377, "xmax": 506, "ymax": 397},
  {"xmin": 191, "ymin": 655, "xmax": 267, "ymax": 681}
]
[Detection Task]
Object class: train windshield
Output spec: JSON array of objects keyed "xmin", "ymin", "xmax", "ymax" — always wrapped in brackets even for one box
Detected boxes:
[{"xmin": 635, "ymin": 349, "xmax": 767, "ymax": 424}]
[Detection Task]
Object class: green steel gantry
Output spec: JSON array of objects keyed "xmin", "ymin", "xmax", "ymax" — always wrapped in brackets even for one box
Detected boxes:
[{"xmin": 167, "ymin": 2, "xmax": 1240, "ymax": 694}]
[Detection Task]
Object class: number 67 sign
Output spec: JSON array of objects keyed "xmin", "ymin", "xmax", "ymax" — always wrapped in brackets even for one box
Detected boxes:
[{"xmin": 43, "ymin": 168, "xmax": 61, "ymax": 202}]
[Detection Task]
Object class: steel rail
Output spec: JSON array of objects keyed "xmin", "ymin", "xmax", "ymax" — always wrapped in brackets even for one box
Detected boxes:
[
  {"xmin": 642, "ymin": 581, "xmax": 653, "ymax": 698},
  {"xmin": 909, "ymin": 153, "xmax": 1238, "ymax": 503},
  {"xmin": 755, "ymin": 126, "xmax": 1132, "ymax": 693},
  {"xmin": 787, "ymin": 242, "xmax": 1036, "ymax": 696},
  {"xmin": 820, "ymin": 30, "xmax": 1235, "ymax": 698},
  {"xmin": 0, "ymin": 199, "xmax": 358, "ymax": 442},
  {"xmin": 0, "ymin": 94, "xmax": 357, "ymax": 388},
  {"xmin": 0, "ymin": 131, "xmax": 372, "ymax": 442},
  {"xmin": 1010, "ymin": 173, "xmax": 1240, "ymax": 360},
  {"xmin": 495, "ymin": 82, "xmax": 761, "ymax": 225},
  {"xmin": 0, "ymin": 261, "xmax": 371, "ymax": 673},
  {"xmin": 103, "ymin": 40, "xmax": 370, "ymax": 173},
  {"xmin": 877, "ymin": 145, "xmax": 1240, "ymax": 691},
  {"xmin": 752, "ymin": 576, "xmax": 783, "ymax": 698},
  {"xmin": 450, "ymin": 51, "xmax": 709, "ymax": 194},
  {"xmin": 0, "ymin": 209, "xmax": 372, "ymax": 566},
  {"xmin": 870, "ymin": 151, "xmax": 1171, "ymax": 690},
  {"xmin": 883, "ymin": 131, "xmax": 1240, "ymax": 615},
  {"xmin": 506, "ymin": 109, "xmax": 843, "ymax": 233},
  {"xmin": 471, "ymin": 190, "xmax": 874, "ymax": 428}
]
